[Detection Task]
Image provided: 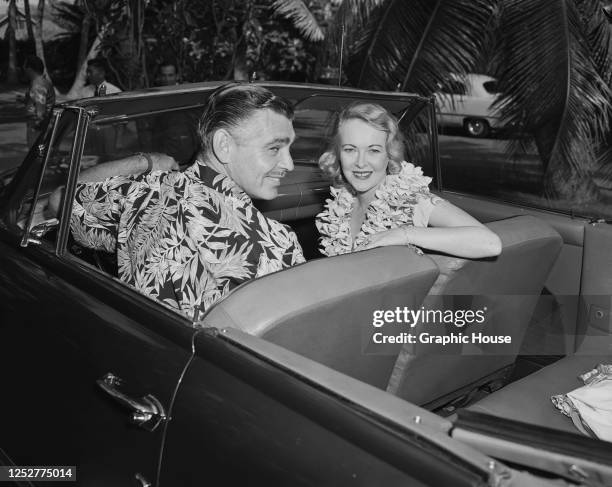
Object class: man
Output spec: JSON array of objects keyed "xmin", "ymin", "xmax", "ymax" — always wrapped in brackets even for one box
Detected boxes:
[
  {"xmin": 70, "ymin": 84, "xmax": 305, "ymax": 319},
  {"xmin": 156, "ymin": 61, "xmax": 179, "ymax": 86},
  {"xmin": 73, "ymin": 58, "xmax": 122, "ymax": 99},
  {"xmin": 20, "ymin": 55, "xmax": 55, "ymax": 145}
]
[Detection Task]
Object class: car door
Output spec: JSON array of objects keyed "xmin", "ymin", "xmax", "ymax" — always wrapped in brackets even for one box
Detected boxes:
[
  {"xmin": 0, "ymin": 107, "xmax": 196, "ymax": 486},
  {"xmin": 159, "ymin": 327, "xmax": 505, "ymax": 487}
]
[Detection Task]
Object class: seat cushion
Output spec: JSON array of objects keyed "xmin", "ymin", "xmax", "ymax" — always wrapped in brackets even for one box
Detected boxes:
[
  {"xmin": 202, "ymin": 246, "xmax": 439, "ymax": 389},
  {"xmin": 389, "ymin": 216, "xmax": 563, "ymax": 406},
  {"xmin": 467, "ymin": 353, "xmax": 612, "ymax": 434}
]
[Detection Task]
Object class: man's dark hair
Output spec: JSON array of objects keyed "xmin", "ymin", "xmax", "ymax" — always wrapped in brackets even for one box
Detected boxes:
[
  {"xmin": 24, "ymin": 55, "xmax": 44, "ymax": 75},
  {"xmin": 159, "ymin": 60, "xmax": 177, "ymax": 71},
  {"xmin": 198, "ymin": 83, "xmax": 294, "ymax": 154},
  {"xmin": 87, "ymin": 58, "xmax": 107, "ymax": 74}
]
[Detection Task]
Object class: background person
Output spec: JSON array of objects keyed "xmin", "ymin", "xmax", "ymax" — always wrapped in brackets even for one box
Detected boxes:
[
  {"xmin": 316, "ymin": 102, "xmax": 502, "ymax": 258},
  {"xmin": 70, "ymin": 58, "xmax": 122, "ymax": 99},
  {"xmin": 156, "ymin": 61, "xmax": 179, "ymax": 86},
  {"xmin": 20, "ymin": 55, "xmax": 55, "ymax": 145}
]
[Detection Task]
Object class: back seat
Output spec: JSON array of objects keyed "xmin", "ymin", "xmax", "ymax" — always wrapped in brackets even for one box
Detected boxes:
[
  {"xmin": 201, "ymin": 246, "xmax": 439, "ymax": 390},
  {"xmin": 466, "ymin": 352, "xmax": 612, "ymax": 434},
  {"xmin": 387, "ymin": 216, "xmax": 563, "ymax": 408}
]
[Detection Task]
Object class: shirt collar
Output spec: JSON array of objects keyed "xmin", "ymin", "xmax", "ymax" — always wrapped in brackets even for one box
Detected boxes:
[{"xmin": 189, "ymin": 160, "xmax": 252, "ymax": 204}]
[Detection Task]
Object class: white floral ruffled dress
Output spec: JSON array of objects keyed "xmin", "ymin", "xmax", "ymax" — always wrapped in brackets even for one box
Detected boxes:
[{"xmin": 315, "ymin": 161, "xmax": 443, "ymax": 256}]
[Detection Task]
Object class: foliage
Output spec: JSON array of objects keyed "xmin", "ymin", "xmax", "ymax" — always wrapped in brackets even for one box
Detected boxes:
[
  {"xmin": 339, "ymin": 0, "xmax": 612, "ymax": 201},
  {"xmin": 492, "ymin": 0, "xmax": 612, "ymax": 200},
  {"xmin": 142, "ymin": 0, "xmax": 322, "ymax": 84},
  {"xmin": 270, "ymin": 0, "xmax": 324, "ymax": 41},
  {"xmin": 344, "ymin": 0, "xmax": 497, "ymax": 93}
]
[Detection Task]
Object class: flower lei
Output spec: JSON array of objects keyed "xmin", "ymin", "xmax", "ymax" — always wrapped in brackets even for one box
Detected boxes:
[{"xmin": 316, "ymin": 161, "xmax": 434, "ymax": 256}]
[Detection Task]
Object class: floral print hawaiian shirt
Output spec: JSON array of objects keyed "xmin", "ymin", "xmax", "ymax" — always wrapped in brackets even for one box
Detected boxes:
[
  {"xmin": 71, "ymin": 162, "xmax": 305, "ymax": 319},
  {"xmin": 25, "ymin": 75, "xmax": 55, "ymax": 129},
  {"xmin": 316, "ymin": 161, "xmax": 442, "ymax": 256}
]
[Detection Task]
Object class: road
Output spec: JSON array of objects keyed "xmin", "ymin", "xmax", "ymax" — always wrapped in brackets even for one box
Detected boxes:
[{"xmin": 438, "ymin": 133, "xmax": 544, "ymax": 196}]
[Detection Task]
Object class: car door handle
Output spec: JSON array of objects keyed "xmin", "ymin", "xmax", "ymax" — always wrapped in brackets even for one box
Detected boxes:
[{"xmin": 97, "ymin": 373, "xmax": 167, "ymax": 432}]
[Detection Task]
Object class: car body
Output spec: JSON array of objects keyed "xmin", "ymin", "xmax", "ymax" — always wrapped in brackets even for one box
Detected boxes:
[
  {"xmin": 435, "ymin": 73, "xmax": 508, "ymax": 137},
  {"xmin": 0, "ymin": 81, "xmax": 611, "ymax": 486}
]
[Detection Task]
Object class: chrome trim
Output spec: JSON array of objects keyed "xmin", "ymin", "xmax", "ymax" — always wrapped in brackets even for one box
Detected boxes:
[
  {"xmin": 97, "ymin": 373, "xmax": 167, "ymax": 432},
  {"xmin": 56, "ymin": 106, "xmax": 90, "ymax": 256},
  {"xmin": 134, "ymin": 473, "xmax": 151, "ymax": 487},
  {"xmin": 30, "ymin": 218, "xmax": 59, "ymax": 239},
  {"xmin": 429, "ymin": 96, "xmax": 442, "ymax": 191},
  {"xmin": 20, "ymin": 109, "xmax": 62, "ymax": 248}
]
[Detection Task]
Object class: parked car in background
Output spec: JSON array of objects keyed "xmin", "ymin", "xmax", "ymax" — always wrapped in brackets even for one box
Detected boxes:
[
  {"xmin": 435, "ymin": 73, "xmax": 507, "ymax": 137},
  {"xmin": 0, "ymin": 81, "xmax": 611, "ymax": 486}
]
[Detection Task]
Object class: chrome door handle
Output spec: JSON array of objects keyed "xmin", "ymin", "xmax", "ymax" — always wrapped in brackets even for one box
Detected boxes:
[
  {"xmin": 134, "ymin": 472, "xmax": 151, "ymax": 487},
  {"xmin": 97, "ymin": 373, "xmax": 167, "ymax": 432}
]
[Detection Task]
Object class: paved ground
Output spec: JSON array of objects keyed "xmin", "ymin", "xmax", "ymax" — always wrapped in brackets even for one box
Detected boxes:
[{"xmin": 0, "ymin": 85, "xmax": 29, "ymax": 172}]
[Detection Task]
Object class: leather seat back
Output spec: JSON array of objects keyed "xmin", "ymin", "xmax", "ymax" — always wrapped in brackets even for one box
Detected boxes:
[
  {"xmin": 202, "ymin": 247, "xmax": 439, "ymax": 389},
  {"xmin": 388, "ymin": 216, "xmax": 563, "ymax": 407}
]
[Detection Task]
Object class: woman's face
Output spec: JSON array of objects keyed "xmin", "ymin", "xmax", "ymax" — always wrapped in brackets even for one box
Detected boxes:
[{"xmin": 338, "ymin": 118, "xmax": 389, "ymax": 201}]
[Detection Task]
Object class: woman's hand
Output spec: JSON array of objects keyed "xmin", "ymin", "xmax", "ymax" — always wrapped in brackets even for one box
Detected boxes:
[{"xmin": 362, "ymin": 227, "xmax": 409, "ymax": 250}]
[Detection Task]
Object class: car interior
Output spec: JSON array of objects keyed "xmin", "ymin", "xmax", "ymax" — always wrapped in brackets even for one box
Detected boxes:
[{"xmin": 3, "ymin": 88, "xmax": 611, "ymax": 465}]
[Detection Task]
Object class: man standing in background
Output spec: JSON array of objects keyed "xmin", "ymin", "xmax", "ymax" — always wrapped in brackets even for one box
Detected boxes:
[{"xmin": 69, "ymin": 58, "xmax": 122, "ymax": 99}]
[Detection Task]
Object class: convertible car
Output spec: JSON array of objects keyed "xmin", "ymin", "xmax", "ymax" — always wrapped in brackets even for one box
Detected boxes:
[{"xmin": 0, "ymin": 81, "xmax": 611, "ymax": 486}]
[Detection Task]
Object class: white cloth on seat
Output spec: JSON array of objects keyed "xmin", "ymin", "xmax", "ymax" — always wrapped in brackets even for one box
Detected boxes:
[{"xmin": 551, "ymin": 364, "xmax": 612, "ymax": 441}]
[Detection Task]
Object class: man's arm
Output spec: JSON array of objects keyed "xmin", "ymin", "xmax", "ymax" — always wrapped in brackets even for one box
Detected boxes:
[
  {"xmin": 48, "ymin": 152, "xmax": 178, "ymax": 215},
  {"xmin": 78, "ymin": 152, "xmax": 178, "ymax": 182}
]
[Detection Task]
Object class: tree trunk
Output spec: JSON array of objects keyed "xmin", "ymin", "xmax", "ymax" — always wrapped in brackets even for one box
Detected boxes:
[
  {"xmin": 6, "ymin": 0, "xmax": 18, "ymax": 84},
  {"xmin": 233, "ymin": 37, "xmax": 249, "ymax": 81},
  {"xmin": 66, "ymin": 24, "xmax": 107, "ymax": 99},
  {"xmin": 33, "ymin": 0, "xmax": 47, "ymax": 70},
  {"xmin": 23, "ymin": 0, "xmax": 35, "ymax": 47},
  {"xmin": 77, "ymin": 12, "xmax": 93, "ymax": 70}
]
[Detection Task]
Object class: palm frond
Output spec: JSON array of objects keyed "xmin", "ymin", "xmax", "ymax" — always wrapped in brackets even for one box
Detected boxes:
[
  {"xmin": 271, "ymin": 0, "xmax": 324, "ymax": 42},
  {"xmin": 494, "ymin": 0, "xmax": 611, "ymax": 188},
  {"xmin": 576, "ymin": 0, "xmax": 612, "ymax": 84},
  {"xmin": 325, "ymin": 0, "xmax": 385, "ymax": 48},
  {"xmin": 345, "ymin": 0, "xmax": 497, "ymax": 94}
]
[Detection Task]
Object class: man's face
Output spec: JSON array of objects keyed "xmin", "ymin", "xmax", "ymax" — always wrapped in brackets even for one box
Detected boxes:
[
  {"xmin": 86, "ymin": 66, "xmax": 105, "ymax": 86},
  {"xmin": 158, "ymin": 65, "xmax": 178, "ymax": 86},
  {"xmin": 225, "ymin": 109, "xmax": 295, "ymax": 200}
]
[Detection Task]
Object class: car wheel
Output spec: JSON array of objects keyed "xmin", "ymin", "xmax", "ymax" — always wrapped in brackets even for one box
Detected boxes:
[{"xmin": 463, "ymin": 118, "xmax": 490, "ymax": 137}]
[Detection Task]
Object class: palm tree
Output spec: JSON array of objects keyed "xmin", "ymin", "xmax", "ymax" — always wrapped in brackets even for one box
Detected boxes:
[
  {"xmin": 275, "ymin": 0, "xmax": 612, "ymax": 204},
  {"xmin": 23, "ymin": 0, "xmax": 48, "ymax": 71},
  {"xmin": 23, "ymin": 0, "xmax": 35, "ymax": 44},
  {"xmin": 271, "ymin": 0, "xmax": 325, "ymax": 41},
  {"xmin": 6, "ymin": 0, "xmax": 18, "ymax": 84}
]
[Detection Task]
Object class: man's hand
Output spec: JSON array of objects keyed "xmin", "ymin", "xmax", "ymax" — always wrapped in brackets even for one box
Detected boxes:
[
  {"xmin": 149, "ymin": 153, "xmax": 179, "ymax": 172},
  {"xmin": 47, "ymin": 185, "xmax": 65, "ymax": 217}
]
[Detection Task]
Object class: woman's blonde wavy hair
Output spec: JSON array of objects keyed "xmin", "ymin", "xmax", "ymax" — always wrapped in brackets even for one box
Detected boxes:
[{"xmin": 319, "ymin": 102, "xmax": 404, "ymax": 187}]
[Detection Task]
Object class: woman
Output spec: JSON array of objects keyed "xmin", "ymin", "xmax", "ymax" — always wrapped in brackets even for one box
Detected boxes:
[{"xmin": 316, "ymin": 102, "xmax": 502, "ymax": 258}]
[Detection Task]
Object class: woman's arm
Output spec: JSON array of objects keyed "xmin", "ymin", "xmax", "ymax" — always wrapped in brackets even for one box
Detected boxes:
[{"xmin": 363, "ymin": 200, "xmax": 502, "ymax": 258}]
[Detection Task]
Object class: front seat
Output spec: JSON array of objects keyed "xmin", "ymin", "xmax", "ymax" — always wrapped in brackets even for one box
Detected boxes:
[
  {"xmin": 201, "ymin": 246, "xmax": 439, "ymax": 389},
  {"xmin": 387, "ymin": 215, "xmax": 563, "ymax": 408}
]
